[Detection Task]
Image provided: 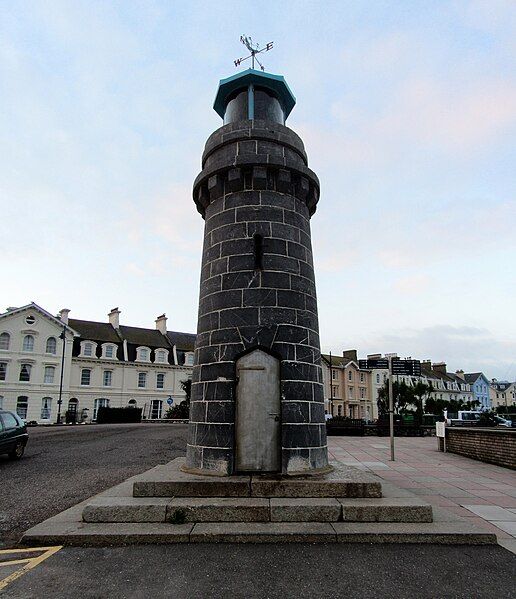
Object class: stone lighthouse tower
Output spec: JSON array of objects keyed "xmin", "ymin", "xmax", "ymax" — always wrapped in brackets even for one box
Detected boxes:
[{"xmin": 185, "ymin": 68, "xmax": 329, "ymax": 476}]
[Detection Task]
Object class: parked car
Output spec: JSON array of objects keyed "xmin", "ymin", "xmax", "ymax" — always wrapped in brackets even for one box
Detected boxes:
[
  {"xmin": 445, "ymin": 411, "xmax": 481, "ymax": 426},
  {"xmin": 494, "ymin": 415, "xmax": 512, "ymax": 427},
  {"xmin": 0, "ymin": 410, "xmax": 29, "ymax": 459}
]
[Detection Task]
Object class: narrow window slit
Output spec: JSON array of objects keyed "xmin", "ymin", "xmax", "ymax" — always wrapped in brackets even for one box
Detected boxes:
[{"xmin": 253, "ymin": 234, "xmax": 264, "ymax": 270}]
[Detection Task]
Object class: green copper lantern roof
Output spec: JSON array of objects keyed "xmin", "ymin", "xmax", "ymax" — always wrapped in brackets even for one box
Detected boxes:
[{"xmin": 213, "ymin": 68, "xmax": 296, "ymax": 119}]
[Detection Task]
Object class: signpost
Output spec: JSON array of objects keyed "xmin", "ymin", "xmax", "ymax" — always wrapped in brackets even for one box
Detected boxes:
[{"xmin": 357, "ymin": 357, "xmax": 422, "ymax": 462}]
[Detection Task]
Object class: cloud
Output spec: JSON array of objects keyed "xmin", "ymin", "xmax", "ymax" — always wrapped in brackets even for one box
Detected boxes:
[{"xmin": 392, "ymin": 274, "xmax": 431, "ymax": 295}]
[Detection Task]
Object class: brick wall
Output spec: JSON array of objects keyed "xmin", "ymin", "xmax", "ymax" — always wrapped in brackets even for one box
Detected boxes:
[{"xmin": 443, "ymin": 428, "xmax": 515, "ymax": 470}]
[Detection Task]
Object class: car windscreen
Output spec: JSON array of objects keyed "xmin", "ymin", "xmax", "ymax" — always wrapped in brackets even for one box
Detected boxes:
[{"xmin": 1, "ymin": 412, "xmax": 19, "ymax": 429}]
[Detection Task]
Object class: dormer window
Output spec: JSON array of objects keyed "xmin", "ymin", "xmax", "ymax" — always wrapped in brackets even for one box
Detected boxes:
[
  {"xmin": 102, "ymin": 344, "xmax": 117, "ymax": 360},
  {"xmin": 155, "ymin": 349, "xmax": 168, "ymax": 364},
  {"xmin": 80, "ymin": 341, "xmax": 97, "ymax": 358},
  {"xmin": 184, "ymin": 352, "xmax": 194, "ymax": 366},
  {"xmin": 136, "ymin": 347, "xmax": 151, "ymax": 362}
]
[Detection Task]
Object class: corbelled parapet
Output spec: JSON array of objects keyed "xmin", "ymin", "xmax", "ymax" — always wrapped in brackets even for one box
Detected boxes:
[
  {"xmin": 185, "ymin": 69, "xmax": 329, "ymax": 477},
  {"xmin": 193, "ymin": 120, "xmax": 320, "ymax": 217}
]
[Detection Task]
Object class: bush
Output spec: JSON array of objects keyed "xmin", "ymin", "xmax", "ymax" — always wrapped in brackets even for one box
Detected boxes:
[
  {"xmin": 477, "ymin": 410, "xmax": 498, "ymax": 427},
  {"xmin": 96, "ymin": 407, "xmax": 142, "ymax": 424}
]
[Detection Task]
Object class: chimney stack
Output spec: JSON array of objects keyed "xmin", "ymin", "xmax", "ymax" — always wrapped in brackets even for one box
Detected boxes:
[
  {"xmin": 59, "ymin": 308, "xmax": 70, "ymax": 325},
  {"xmin": 343, "ymin": 349, "xmax": 357, "ymax": 361},
  {"xmin": 108, "ymin": 307, "xmax": 121, "ymax": 329},
  {"xmin": 155, "ymin": 313, "xmax": 167, "ymax": 335},
  {"xmin": 432, "ymin": 362, "xmax": 447, "ymax": 375},
  {"xmin": 421, "ymin": 360, "xmax": 432, "ymax": 371},
  {"xmin": 455, "ymin": 369, "xmax": 465, "ymax": 380}
]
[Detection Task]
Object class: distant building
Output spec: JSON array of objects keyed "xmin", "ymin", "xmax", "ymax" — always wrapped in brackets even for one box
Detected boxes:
[
  {"xmin": 0, "ymin": 303, "xmax": 195, "ymax": 424},
  {"xmin": 463, "ymin": 372, "xmax": 491, "ymax": 409},
  {"xmin": 421, "ymin": 362, "xmax": 473, "ymax": 405},
  {"xmin": 490, "ymin": 380, "xmax": 516, "ymax": 409},
  {"xmin": 321, "ymin": 350, "xmax": 375, "ymax": 420}
]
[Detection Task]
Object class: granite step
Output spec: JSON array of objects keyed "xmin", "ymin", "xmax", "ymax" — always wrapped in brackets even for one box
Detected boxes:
[
  {"xmin": 132, "ymin": 457, "xmax": 382, "ymax": 499},
  {"xmin": 22, "ymin": 520, "xmax": 497, "ymax": 546},
  {"xmin": 81, "ymin": 496, "xmax": 432, "ymax": 524}
]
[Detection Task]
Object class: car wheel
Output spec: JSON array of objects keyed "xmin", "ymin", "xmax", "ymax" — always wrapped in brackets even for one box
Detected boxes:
[{"xmin": 8, "ymin": 442, "xmax": 25, "ymax": 460}]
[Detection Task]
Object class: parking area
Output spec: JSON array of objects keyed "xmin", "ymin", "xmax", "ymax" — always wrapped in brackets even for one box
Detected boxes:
[
  {"xmin": 0, "ymin": 423, "xmax": 188, "ymax": 547},
  {"xmin": 328, "ymin": 435, "xmax": 516, "ymax": 553}
]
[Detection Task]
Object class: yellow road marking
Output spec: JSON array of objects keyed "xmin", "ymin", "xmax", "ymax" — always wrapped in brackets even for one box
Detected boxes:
[
  {"xmin": 0, "ymin": 558, "xmax": 32, "ymax": 567},
  {"xmin": 0, "ymin": 546, "xmax": 59, "ymax": 554},
  {"xmin": 0, "ymin": 546, "xmax": 62, "ymax": 592}
]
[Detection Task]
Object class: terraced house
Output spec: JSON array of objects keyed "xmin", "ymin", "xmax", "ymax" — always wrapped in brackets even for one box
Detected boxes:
[
  {"xmin": 0, "ymin": 303, "xmax": 195, "ymax": 424},
  {"xmin": 321, "ymin": 350, "xmax": 375, "ymax": 420}
]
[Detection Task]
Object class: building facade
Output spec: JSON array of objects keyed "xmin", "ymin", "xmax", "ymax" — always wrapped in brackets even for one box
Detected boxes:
[
  {"xmin": 321, "ymin": 350, "xmax": 375, "ymax": 420},
  {"xmin": 0, "ymin": 303, "xmax": 195, "ymax": 424},
  {"xmin": 463, "ymin": 372, "xmax": 491, "ymax": 409},
  {"xmin": 490, "ymin": 380, "xmax": 516, "ymax": 409}
]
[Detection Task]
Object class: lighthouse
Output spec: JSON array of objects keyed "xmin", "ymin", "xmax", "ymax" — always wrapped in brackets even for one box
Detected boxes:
[{"xmin": 185, "ymin": 67, "xmax": 329, "ymax": 476}]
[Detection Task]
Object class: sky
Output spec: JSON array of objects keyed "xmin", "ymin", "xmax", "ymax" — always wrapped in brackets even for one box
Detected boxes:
[{"xmin": 1, "ymin": 1, "xmax": 515, "ymax": 380}]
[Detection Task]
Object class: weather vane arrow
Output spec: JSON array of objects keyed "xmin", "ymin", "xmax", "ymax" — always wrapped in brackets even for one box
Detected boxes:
[{"xmin": 234, "ymin": 35, "xmax": 274, "ymax": 71}]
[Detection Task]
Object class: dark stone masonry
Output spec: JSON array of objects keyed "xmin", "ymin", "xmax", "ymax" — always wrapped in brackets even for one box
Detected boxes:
[{"xmin": 185, "ymin": 69, "xmax": 329, "ymax": 476}]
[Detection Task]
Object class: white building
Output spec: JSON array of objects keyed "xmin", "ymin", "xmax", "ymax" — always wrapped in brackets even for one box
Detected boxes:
[
  {"xmin": 490, "ymin": 380, "xmax": 516, "ymax": 409},
  {"xmin": 0, "ymin": 303, "xmax": 195, "ymax": 424}
]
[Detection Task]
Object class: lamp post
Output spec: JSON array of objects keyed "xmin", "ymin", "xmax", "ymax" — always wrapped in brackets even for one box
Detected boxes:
[
  {"xmin": 56, "ymin": 324, "xmax": 66, "ymax": 425},
  {"xmin": 388, "ymin": 355, "xmax": 395, "ymax": 461},
  {"xmin": 329, "ymin": 351, "xmax": 334, "ymax": 417}
]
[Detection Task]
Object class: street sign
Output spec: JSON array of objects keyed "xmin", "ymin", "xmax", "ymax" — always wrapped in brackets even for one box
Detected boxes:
[
  {"xmin": 358, "ymin": 358, "xmax": 421, "ymax": 375},
  {"xmin": 167, "ymin": 397, "xmax": 174, "ymax": 406},
  {"xmin": 391, "ymin": 359, "xmax": 421, "ymax": 376},
  {"xmin": 358, "ymin": 359, "xmax": 389, "ymax": 369}
]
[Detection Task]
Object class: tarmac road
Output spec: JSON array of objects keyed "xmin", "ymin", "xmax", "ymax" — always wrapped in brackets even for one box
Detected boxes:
[
  {"xmin": 2, "ymin": 543, "xmax": 515, "ymax": 599},
  {"xmin": 0, "ymin": 423, "xmax": 188, "ymax": 546}
]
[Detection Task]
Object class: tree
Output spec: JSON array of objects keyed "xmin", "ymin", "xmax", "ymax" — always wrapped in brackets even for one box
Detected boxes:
[
  {"xmin": 165, "ymin": 379, "xmax": 192, "ymax": 419},
  {"xmin": 377, "ymin": 380, "xmax": 434, "ymax": 423},
  {"xmin": 377, "ymin": 381, "xmax": 414, "ymax": 416},
  {"xmin": 412, "ymin": 381, "xmax": 434, "ymax": 424}
]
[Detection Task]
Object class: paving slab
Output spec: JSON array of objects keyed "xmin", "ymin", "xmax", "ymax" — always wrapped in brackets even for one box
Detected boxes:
[
  {"xmin": 462, "ymin": 505, "xmax": 516, "ymax": 521},
  {"xmin": 166, "ymin": 498, "xmax": 270, "ymax": 523},
  {"xmin": 338, "ymin": 497, "xmax": 433, "ymax": 523},
  {"xmin": 82, "ymin": 497, "xmax": 170, "ymax": 523},
  {"xmin": 269, "ymin": 498, "xmax": 341, "ymax": 522},
  {"xmin": 23, "ymin": 522, "xmax": 193, "ymax": 546},
  {"xmin": 190, "ymin": 522, "xmax": 337, "ymax": 543},
  {"xmin": 331, "ymin": 522, "xmax": 497, "ymax": 544},
  {"xmin": 251, "ymin": 462, "xmax": 382, "ymax": 498},
  {"xmin": 133, "ymin": 457, "xmax": 251, "ymax": 498}
]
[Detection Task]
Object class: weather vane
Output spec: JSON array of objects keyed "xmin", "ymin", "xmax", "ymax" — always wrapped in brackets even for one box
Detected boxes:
[{"xmin": 234, "ymin": 35, "xmax": 274, "ymax": 71}]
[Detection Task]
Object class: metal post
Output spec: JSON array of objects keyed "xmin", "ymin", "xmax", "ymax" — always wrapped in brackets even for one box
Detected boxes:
[
  {"xmin": 388, "ymin": 356, "xmax": 395, "ymax": 461},
  {"xmin": 329, "ymin": 351, "xmax": 334, "ymax": 416},
  {"xmin": 56, "ymin": 324, "xmax": 66, "ymax": 424}
]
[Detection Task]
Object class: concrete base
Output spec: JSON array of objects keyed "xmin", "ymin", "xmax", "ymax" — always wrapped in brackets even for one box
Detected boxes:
[
  {"xmin": 21, "ymin": 458, "xmax": 498, "ymax": 546},
  {"xmin": 134, "ymin": 458, "xmax": 382, "ymax": 498}
]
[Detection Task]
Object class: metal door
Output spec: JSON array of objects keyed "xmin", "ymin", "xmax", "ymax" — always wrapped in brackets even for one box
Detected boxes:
[{"xmin": 235, "ymin": 349, "xmax": 281, "ymax": 472}]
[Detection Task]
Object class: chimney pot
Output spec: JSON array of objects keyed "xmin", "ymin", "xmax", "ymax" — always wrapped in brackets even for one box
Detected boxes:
[{"xmin": 59, "ymin": 308, "xmax": 70, "ymax": 324}]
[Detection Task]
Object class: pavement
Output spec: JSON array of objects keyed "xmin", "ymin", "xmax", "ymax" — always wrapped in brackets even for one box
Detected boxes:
[
  {"xmin": 328, "ymin": 435, "xmax": 516, "ymax": 553},
  {"xmin": 0, "ymin": 423, "xmax": 188, "ymax": 547}
]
